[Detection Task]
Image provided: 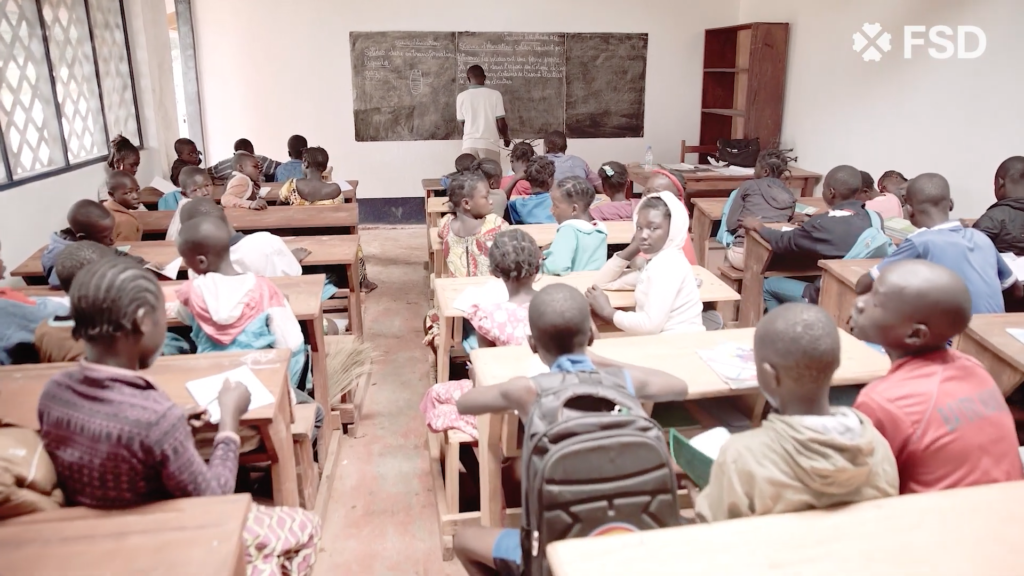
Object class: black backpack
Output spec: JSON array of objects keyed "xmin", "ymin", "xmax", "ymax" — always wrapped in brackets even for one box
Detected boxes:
[{"xmin": 519, "ymin": 369, "xmax": 679, "ymax": 576}]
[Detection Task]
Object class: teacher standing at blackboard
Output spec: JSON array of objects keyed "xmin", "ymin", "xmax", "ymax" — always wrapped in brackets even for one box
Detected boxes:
[{"xmin": 457, "ymin": 65, "xmax": 511, "ymax": 162}]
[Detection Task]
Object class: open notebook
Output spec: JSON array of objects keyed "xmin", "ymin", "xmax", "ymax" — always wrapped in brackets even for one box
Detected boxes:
[
  {"xmin": 185, "ymin": 366, "xmax": 275, "ymax": 424},
  {"xmin": 697, "ymin": 342, "xmax": 758, "ymax": 390}
]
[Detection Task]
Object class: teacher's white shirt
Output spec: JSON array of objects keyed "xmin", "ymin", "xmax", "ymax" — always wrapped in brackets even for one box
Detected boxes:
[{"xmin": 456, "ymin": 85, "xmax": 505, "ymax": 152}]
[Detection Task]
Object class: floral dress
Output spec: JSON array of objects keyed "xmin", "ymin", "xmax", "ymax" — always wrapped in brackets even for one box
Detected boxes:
[{"xmin": 278, "ymin": 178, "xmax": 370, "ymax": 286}]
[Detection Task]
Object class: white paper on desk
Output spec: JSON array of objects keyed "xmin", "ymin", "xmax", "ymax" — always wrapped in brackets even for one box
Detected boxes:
[
  {"xmin": 185, "ymin": 366, "xmax": 275, "ymax": 424},
  {"xmin": 452, "ymin": 280, "xmax": 509, "ymax": 313},
  {"xmin": 711, "ymin": 165, "xmax": 755, "ymax": 176},
  {"xmin": 145, "ymin": 256, "xmax": 182, "ymax": 280},
  {"xmin": 116, "ymin": 245, "xmax": 130, "ymax": 253},
  {"xmin": 1007, "ymin": 328, "xmax": 1024, "ymax": 346},
  {"xmin": 1000, "ymin": 253, "xmax": 1024, "ymax": 281},
  {"xmin": 337, "ymin": 180, "xmax": 353, "ymax": 192},
  {"xmin": 258, "ymin": 186, "xmax": 273, "ymax": 199},
  {"xmin": 688, "ymin": 427, "xmax": 731, "ymax": 460},
  {"xmin": 660, "ymin": 162, "xmax": 697, "ymax": 171},
  {"xmin": 149, "ymin": 177, "xmax": 177, "ymax": 194}
]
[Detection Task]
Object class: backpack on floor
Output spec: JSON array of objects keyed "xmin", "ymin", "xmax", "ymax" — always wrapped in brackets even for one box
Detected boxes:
[
  {"xmin": 519, "ymin": 369, "xmax": 680, "ymax": 576},
  {"xmin": 845, "ymin": 209, "xmax": 894, "ymax": 259}
]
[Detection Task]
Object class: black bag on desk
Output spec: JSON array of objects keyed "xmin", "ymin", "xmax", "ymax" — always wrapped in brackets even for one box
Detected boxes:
[{"xmin": 716, "ymin": 138, "xmax": 761, "ymax": 168}]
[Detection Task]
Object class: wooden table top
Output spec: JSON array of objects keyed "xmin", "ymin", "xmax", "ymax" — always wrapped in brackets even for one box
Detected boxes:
[
  {"xmin": 693, "ymin": 196, "xmax": 829, "ymax": 221},
  {"xmin": 436, "ymin": 268, "xmax": 739, "ymax": 319},
  {"xmin": 0, "ymin": 493, "xmax": 251, "ymax": 576},
  {"xmin": 547, "ymin": 480, "xmax": 1024, "ymax": 576},
  {"xmin": 818, "ymin": 258, "xmax": 882, "ymax": 288},
  {"xmin": 470, "ymin": 328, "xmax": 890, "ymax": 399},
  {"xmin": 14, "ymin": 274, "xmax": 325, "ymax": 325},
  {"xmin": 138, "ymin": 180, "xmax": 359, "ymax": 206},
  {"xmin": 0, "ymin": 349, "xmax": 291, "ymax": 431},
  {"xmin": 628, "ymin": 163, "xmax": 821, "ymax": 185},
  {"xmin": 961, "ymin": 313, "xmax": 1024, "ymax": 375},
  {"xmin": 135, "ymin": 203, "xmax": 359, "ymax": 235},
  {"xmin": 430, "ymin": 221, "xmax": 636, "ymax": 251},
  {"xmin": 427, "ymin": 194, "xmax": 611, "ymax": 215},
  {"xmin": 12, "ymin": 235, "xmax": 357, "ymax": 279}
]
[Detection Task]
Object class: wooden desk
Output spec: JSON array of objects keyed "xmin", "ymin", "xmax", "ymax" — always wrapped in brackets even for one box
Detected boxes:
[
  {"xmin": 0, "ymin": 351, "xmax": 299, "ymax": 507},
  {"xmin": 138, "ymin": 180, "xmax": 359, "ymax": 209},
  {"xmin": 957, "ymin": 313, "xmax": 1024, "ymax": 395},
  {"xmin": 738, "ymin": 223, "xmax": 824, "ymax": 328},
  {"xmin": 433, "ymin": 268, "xmax": 741, "ymax": 383},
  {"xmin": 430, "ymin": 221, "xmax": 636, "ymax": 278},
  {"xmin": 691, "ymin": 197, "xmax": 829, "ymax": 267},
  {"xmin": 13, "ymin": 275, "xmax": 337, "ymax": 456},
  {"xmin": 546, "ymin": 480, "xmax": 1024, "ymax": 576},
  {"xmin": 627, "ymin": 164, "xmax": 822, "ymax": 198},
  {"xmin": 0, "ymin": 494, "xmax": 252, "ymax": 576},
  {"xmin": 426, "ymin": 194, "xmax": 612, "ymax": 230},
  {"xmin": 469, "ymin": 328, "xmax": 890, "ymax": 527},
  {"xmin": 135, "ymin": 203, "xmax": 359, "ymax": 239},
  {"xmin": 817, "ymin": 259, "xmax": 880, "ymax": 332}
]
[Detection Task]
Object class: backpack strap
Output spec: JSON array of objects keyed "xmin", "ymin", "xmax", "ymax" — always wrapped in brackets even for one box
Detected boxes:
[
  {"xmin": 867, "ymin": 208, "xmax": 883, "ymax": 229},
  {"xmin": 531, "ymin": 368, "xmax": 634, "ymax": 397}
]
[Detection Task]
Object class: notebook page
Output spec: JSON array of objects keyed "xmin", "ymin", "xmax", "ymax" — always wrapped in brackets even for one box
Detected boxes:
[{"xmin": 185, "ymin": 366, "xmax": 275, "ymax": 424}]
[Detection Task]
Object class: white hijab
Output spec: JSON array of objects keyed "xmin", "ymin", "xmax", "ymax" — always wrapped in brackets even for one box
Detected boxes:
[{"xmin": 633, "ymin": 191, "xmax": 690, "ymax": 257}]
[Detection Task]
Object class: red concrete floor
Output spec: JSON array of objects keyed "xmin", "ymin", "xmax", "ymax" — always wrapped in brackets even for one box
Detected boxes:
[{"xmin": 313, "ymin": 227, "xmax": 466, "ymax": 576}]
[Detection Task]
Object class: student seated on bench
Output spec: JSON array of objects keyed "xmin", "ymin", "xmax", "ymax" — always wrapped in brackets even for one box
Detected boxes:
[
  {"xmin": 452, "ymin": 284, "xmax": 689, "ymax": 576},
  {"xmin": 740, "ymin": 165, "xmax": 874, "ymax": 310},
  {"xmin": 695, "ymin": 303, "xmax": 898, "ymax": 522},
  {"xmin": 851, "ymin": 259, "xmax": 1024, "ymax": 494},
  {"xmin": 36, "ymin": 258, "xmax": 321, "ymax": 575}
]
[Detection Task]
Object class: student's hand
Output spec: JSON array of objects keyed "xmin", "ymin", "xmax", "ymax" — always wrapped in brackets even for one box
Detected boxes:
[
  {"xmin": 740, "ymin": 216, "xmax": 763, "ymax": 231},
  {"xmin": 789, "ymin": 212, "xmax": 810, "ymax": 226},
  {"xmin": 628, "ymin": 255, "xmax": 647, "ymax": 272},
  {"xmin": 250, "ymin": 199, "xmax": 269, "ymax": 210},
  {"xmin": 217, "ymin": 379, "xmax": 252, "ymax": 433},
  {"xmin": 291, "ymin": 247, "xmax": 312, "ymax": 262},
  {"xmin": 585, "ymin": 285, "xmax": 615, "ymax": 321},
  {"xmin": 503, "ymin": 138, "xmax": 512, "ymax": 148}
]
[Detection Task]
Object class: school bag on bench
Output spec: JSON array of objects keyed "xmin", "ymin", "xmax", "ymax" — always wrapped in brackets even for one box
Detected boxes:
[{"xmin": 519, "ymin": 368, "xmax": 679, "ymax": 576}]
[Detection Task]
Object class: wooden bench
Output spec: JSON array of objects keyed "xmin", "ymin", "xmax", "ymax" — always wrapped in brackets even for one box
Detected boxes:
[
  {"xmin": 738, "ymin": 223, "xmax": 824, "ymax": 327},
  {"xmin": 134, "ymin": 203, "xmax": 359, "ymax": 239},
  {"xmin": 691, "ymin": 197, "xmax": 829, "ymax": 267},
  {"xmin": 324, "ymin": 335, "xmax": 375, "ymax": 439},
  {"xmin": 0, "ymin": 351, "xmax": 302, "ymax": 508},
  {"xmin": 469, "ymin": 329, "xmax": 891, "ymax": 528},
  {"xmin": 716, "ymin": 264, "xmax": 744, "ymax": 325},
  {"xmin": 546, "ymin": 480, "xmax": 1024, "ymax": 576},
  {"xmin": 0, "ymin": 494, "xmax": 252, "ymax": 576}
]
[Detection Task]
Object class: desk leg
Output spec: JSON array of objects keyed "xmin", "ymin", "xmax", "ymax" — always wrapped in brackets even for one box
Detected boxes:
[
  {"xmin": 436, "ymin": 247, "xmax": 447, "ymax": 278},
  {"xmin": 739, "ymin": 239, "xmax": 770, "ymax": 328},
  {"xmin": 692, "ymin": 211, "xmax": 712, "ymax": 268},
  {"xmin": 436, "ymin": 317, "xmax": 451, "ymax": 384},
  {"xmin": 958, "ymin": 332, "xmax": 1024, "ymax": 395},
  {"xmin": 267, "ymin": 387, "xmax": 300, "ymax": 507},
  {"xmin": 478, "ymin": 412, "xmax": 503, "ymax": 527},
  {"xmin": 308, "ymin": 316, "xmax": 332, "ymax": 464},
  {"xmin": 348, "ymin": 261, "xmax": 363, "ymax": 337},
  {"xmin": 800, "ymin": 177, "xmax": 817, "ymax": 198}
]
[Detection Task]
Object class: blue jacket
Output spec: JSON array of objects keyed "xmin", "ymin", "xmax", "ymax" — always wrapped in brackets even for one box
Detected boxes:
[
  {"xmin": 508, "ymin": 192, "xmax": 555, "ymax": 224},
  {"xmin": 0, "ymin": 297, "xmax": 68, "ymax": 364},
  {"xmin": 157, "ymin": 190, "xmax": 183, "ymax": 211},
  {"xmin": 41, "ymin": 231, "xmax": 75, "ymax": 289},
  {"xmin": 542, "ymin": 220, "xmax": 609, "ymax": 275}
]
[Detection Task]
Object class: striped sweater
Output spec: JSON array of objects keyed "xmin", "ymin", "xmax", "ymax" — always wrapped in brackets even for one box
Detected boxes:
[{"xmin": 37, "ymin": 362, "xmax": 240, "ymax": 509}]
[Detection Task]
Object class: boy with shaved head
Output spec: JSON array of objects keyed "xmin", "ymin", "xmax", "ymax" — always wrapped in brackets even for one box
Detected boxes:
[
  {"xmin": 974, "ymin": 156, "xmax": 1024, "ymax": 255},
  {"xmin": 42, "ymin": 200, "xmax": 116, "ymax": 289},
  {"xmin": 695, "ymin": 303, "xmax": 898, "ymax": 522},
  {"xmin": 856, "ymin": 173, "xmax": 1019, "ymax": 313},
  {"xmin": 742, "ymin": 165, "xmax": 879, "ymax": 310},
  {"xmin": 453, "ymin": 284, "xmax": 688, "ymax": 576},
  {"xmin": 851, "ymin": 260, "xmax": 1023, "ymax": 493}
]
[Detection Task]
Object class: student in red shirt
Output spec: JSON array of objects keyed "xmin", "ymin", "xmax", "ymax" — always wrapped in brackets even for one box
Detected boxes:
[{"xmin": 850, "ymin": 259, "xmax": 1023, "ymax": 494}]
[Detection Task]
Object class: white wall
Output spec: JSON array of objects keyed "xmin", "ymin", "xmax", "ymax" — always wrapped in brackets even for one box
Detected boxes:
[
  {"xmin": 738, "ymin": 0, "xmax": 1024, "ymax": 217},
  {"xmin": 191, "ymin": 0, "xmax": 741, "ymax": 199},
  {"xmin": 0, "ymin": 0, "xmax": 177, "ymax": 285}
]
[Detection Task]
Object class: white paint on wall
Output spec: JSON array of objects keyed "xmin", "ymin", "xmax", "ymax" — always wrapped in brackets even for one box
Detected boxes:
[
  {"xmin": 190, "ymin": 0, "xmax": 741, "ymax": 199},
  {"xmin": 738, "ymin": 0, "xmax": 1024, "ymax": 217}
]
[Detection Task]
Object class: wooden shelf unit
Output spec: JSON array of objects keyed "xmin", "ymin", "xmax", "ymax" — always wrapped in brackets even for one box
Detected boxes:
[{"xmin": 695, "ymin": 22, "xmax": 789, "ymax": 164}]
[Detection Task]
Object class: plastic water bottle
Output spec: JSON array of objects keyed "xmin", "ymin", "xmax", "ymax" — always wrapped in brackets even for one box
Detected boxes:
[{"xmin": 644, "ymin": 146, "xmax": 654, "ymax": 170}]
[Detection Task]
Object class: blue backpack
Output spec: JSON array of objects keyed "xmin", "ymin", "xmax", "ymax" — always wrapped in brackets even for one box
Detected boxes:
[
  {"xmin": 844, "ymin": 209, "xmax": 894, "ymax": 259},
  {"xmin": 715, "ymin": 189, "xmax": 739, "ymax": 248}
]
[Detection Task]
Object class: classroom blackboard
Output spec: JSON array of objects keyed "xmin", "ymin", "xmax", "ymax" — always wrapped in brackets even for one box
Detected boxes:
[
  {"xmin": 350, "ymin": 31, "xmax": 459, "ymax": 142},
  {"xmin": 456, "ymin": 32, "xmax": 565, "ymax": 140},
  {"xmin": 565, "ymin": 33, "xmax": 647, "ymax": 139},
  {"xmin": 349, "ymin": 31, "xmax": 648, "ymax": 142}
]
